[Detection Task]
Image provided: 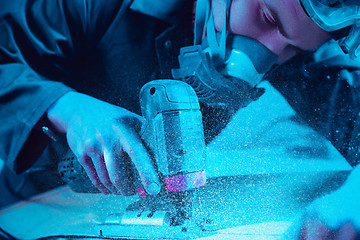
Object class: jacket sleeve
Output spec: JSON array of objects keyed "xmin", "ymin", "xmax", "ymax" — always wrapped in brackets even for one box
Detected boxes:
[
  {"xmin": 267, "ymin": 44, "xmax": 360, "ymax": 166},
  {"xmin": 0, "ymin": 0, "xmax": 131, "ymax": 173}
]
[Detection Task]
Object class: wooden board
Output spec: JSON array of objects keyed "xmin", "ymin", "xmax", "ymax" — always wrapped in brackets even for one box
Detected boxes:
[{"xmin": 0, "ymin": 81, "xmax": 351, "ymax": 239}]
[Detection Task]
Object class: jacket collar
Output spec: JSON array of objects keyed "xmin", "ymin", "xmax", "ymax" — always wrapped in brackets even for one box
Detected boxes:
[{"xmin": 130, "ymin": 0, "xmax": 190, "ymax": 24}]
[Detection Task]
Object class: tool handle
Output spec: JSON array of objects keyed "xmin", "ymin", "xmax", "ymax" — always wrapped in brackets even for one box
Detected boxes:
[{"xmin": 139, "ymin": 80, "xmax": 206, "ymax": 192}]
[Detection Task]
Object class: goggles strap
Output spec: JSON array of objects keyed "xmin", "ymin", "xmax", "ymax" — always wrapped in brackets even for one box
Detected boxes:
[
  {"xmin": 194, "ymin": 0, "xmax": 209, "ymax": 45},
  {"xmin": 220, "ymin": 0, "xmax": 231, "ymax": 59},
  {"xmin": 206, "ymin": 2, "xmax": 220, "ymax": 58},
  {"xmin": 206, "ymin": 0, "xmax": 231, "ymax": 61}
]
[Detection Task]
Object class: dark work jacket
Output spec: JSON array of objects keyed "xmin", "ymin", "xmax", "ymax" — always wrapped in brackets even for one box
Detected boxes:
[
  {"xmin": 0, "ymin": 0, "xmax": 193, "ymax": 174},
  {"xmin": 0, "ymin": 0, "xmax": 193, "ymax": 206},
  {"xmin": 1, "ymin": 0, "xmax": 360, "ymax": 206},
  {"xmin": 267, "ymin": 49, "xmax": 360, "ymax": 167}
]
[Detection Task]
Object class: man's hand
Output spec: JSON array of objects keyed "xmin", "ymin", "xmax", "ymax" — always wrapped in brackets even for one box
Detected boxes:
[
  {"xmin": 289, "ymin": 165, "xmax": 360, "ymax": 239},
  {"xmin": 47, "ymin": 92, "xmax": 161, "ymax": 196}
]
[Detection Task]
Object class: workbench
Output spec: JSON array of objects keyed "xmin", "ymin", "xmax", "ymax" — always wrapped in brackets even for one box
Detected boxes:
[{"xmin": 0, "ymin": 81, "xmax": 351, "ymax": 239}]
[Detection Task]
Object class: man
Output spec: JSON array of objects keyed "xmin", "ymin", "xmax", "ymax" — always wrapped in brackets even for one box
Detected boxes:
[{"xmin": 0, "ymin": 0, "xmax": 359, "ymax": 238}]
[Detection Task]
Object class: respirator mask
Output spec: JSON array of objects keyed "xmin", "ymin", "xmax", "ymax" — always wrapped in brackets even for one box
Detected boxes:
[{"xmin": 172, "ymin": 0, "xmax": 278, "ymax": 140}]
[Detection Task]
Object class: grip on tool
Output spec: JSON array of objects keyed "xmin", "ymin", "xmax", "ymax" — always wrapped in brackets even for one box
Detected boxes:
[{"xmin": 139, "ymin": 80, "xmax": 206, "ymax": 192}]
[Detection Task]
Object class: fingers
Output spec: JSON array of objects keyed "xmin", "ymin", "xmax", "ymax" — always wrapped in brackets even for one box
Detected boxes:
[
  {"xmin": 103, "ymin": 144, "xmax": 136, "ymax": 196},
  {"xmin": 336, "ymin": 223, "xmax": 357, "ymax": 240},
  {"xmin": 114, "ymin": 125, "xmax": 161, "ymax": 195},
  {"xmin": 87, "ymin": 149, "xmax": 121, "ymax": 195},
  {"xmin": 298, "ymin": 212, "xmax": 359, "ymax": 240},
  {"xmin": 78, "ymin": 154, "xmax": 111, "ymax": 194},
  {"xmin": 67, "ymin": 117, "xmax": 160, "ymax": 196},
  {"xmin": 74, "ymin": 138, "xmax": 122, "ymax": 195},
  {"xmin": 301, "ymin": 219, "xmax": 358, "ymax": 240},
  {"xmin": 300, "ymin": 217, "xmax": 332, "ymax": 240}
]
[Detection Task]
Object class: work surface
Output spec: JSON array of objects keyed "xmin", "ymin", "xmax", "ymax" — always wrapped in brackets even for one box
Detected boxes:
[{"xmin": 0, "ymin": 81, "xmax": 352, "ymax": 239}]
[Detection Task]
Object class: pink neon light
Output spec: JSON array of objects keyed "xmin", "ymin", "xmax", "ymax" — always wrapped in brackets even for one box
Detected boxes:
[
  {"xmin": 164, "ymin": 171, "xmax": 206, "ymax": 192},
  {"xmin": 137, "ymin": 188, "xmax": 147, "ymax": 198}
]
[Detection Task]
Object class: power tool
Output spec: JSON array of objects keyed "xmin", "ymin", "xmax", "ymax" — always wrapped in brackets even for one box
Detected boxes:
[{"xmin": 58, "ymin": 80, "xmax": 208, "ymax": 239}]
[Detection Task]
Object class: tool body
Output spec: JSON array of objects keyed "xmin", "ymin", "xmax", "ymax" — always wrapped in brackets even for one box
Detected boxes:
[
  {"xmin": 139, "ymin": 80, "xmax": 206, "ymax": 192},
  {"xmin": 96, "ymin": 80, "xmax": 207, "ymax": 238}
]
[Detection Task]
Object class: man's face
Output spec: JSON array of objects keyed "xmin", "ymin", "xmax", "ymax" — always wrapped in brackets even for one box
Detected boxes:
[{"xmin": 212, "ymin": 0, "xmax": 332, "ymax": 62}]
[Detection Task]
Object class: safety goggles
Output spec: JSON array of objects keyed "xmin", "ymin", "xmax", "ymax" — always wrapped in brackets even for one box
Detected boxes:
[
  {"xmin": 299, "ymin": 0, "xmax": 360, "ymax": 58},
  {"xmin": 300, "ymin": 0, "xmax": 360, "ymax": 31}
]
